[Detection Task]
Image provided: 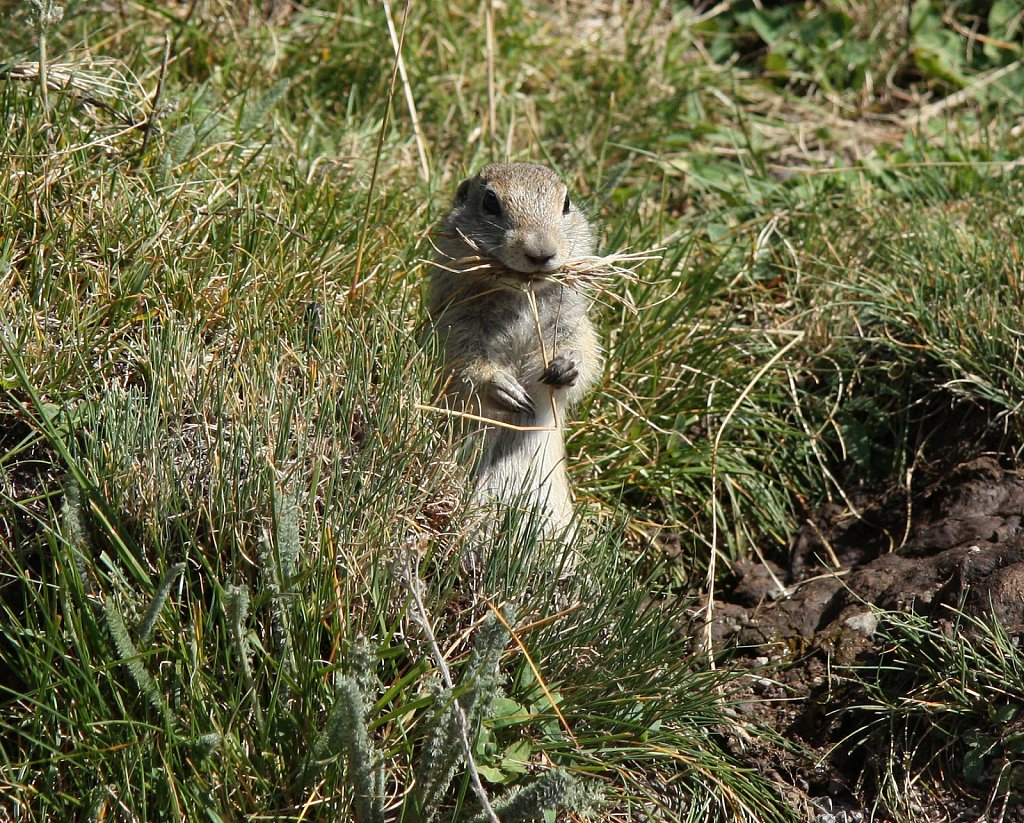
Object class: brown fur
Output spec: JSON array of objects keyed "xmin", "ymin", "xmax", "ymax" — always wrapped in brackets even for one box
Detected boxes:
[{"xmin": 429, "ymin": 163, "xmax": 602, "ymax": 537}]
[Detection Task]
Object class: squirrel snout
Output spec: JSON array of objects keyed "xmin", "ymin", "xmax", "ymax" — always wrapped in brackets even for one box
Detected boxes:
[
  {"xmin": 525, "ymin": 250, "xmax": 556, "ymax": 267},
  {"xmin": 518, "ymin": 230, "xmax": 560, "ymax": 271}
]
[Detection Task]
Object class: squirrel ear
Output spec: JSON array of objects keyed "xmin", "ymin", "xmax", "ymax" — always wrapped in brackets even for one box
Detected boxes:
[{"xmin": 455, "ymin": 179, "xmax": 471, "ymax": 205}]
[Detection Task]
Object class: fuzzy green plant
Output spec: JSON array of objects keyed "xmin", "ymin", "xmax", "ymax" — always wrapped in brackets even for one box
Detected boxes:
[
  {"xmin": 25, "ymin": 0, "xmax": 63, "ymax": 114},
  {"xmin": 412, "ymin": 680, "xmax": 464, "ymax": 819},
  {"xmin": 102, "ymin": 595, "xmax": 176, "ymax": 729},
  {"xmin": 136, "ymin": 561, "xmax": 185, "ymax": 645},
  {"xmin": 305, "ymin": 674, "xmax": 385, "ymax": 823},
  {"xmin": 226, "ymin": 583, "xmax": 264, "ymax": 730},
  {"xmin": 59, "ymin": 480, "xmax": 94, "ymax": 590},
  {"xmin": 257, "ymin": 484, "xmax": 301, "ymax": 672},
  {"xmin": 413, "ymin": 611, "xmax": 510, "ymax": 821},
  {"xmin": 471, "ymin": 768, "xmax": 595, "ymax": 823}
]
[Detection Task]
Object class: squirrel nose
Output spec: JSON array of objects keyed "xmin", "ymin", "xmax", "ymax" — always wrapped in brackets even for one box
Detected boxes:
[
  {"xmin": 525, "ymin": 250, "xmax": 556, "ymax": 267},
  {"xmin": 522, "ymin": 232, "xmax": 559, "ymax": 268}
]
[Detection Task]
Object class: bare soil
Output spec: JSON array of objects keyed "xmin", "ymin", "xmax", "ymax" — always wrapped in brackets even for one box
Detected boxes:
[{"xmin": 711, "ymin": 451, "xmax": 1024, "ymax": 822}]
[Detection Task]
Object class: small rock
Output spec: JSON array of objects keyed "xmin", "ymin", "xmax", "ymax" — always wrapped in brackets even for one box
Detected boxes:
[{"xmin": 842, "ymin": 611, "xmax": 878, "ymax": 637}]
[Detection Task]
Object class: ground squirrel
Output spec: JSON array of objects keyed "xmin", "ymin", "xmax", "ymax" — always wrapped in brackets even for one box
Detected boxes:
[{"xmin": 429, "ymin": 163, "xmax": 602, "ymax": 539}]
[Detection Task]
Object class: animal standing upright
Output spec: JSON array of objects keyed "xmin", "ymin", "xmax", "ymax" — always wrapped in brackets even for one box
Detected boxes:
[{"xmin": 429, "ymin": 162, "xmax": 602, "ymax": 539}]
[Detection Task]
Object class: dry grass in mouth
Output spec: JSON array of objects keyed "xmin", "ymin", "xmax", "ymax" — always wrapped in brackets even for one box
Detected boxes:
[{"xmin": 427, "ymin": 247, "xmax": 663, "ymax": 313}]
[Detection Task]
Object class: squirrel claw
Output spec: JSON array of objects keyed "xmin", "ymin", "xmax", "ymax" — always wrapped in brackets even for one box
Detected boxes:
[
  {"xmin": 490, "ymin": 373, "xmax": 535, "ymax": 414},
  {"xmin": 541, "ymin": 353, "xmax": 579, "ymax": 388}
]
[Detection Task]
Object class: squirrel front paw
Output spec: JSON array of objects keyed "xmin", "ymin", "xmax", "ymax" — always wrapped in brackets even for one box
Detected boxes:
[
  {"xmin": 541, "ymin": 353, "xmax": 579, "ymax": 388},
  {"xmin": 489, "ymin": 372, "xmax": 536, "ymax": 414}
]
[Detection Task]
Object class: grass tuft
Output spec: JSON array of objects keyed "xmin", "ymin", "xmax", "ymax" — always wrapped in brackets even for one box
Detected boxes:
[{"xmin": 844, "ymin": 606, "xmax": 1024, "ymax": 817}]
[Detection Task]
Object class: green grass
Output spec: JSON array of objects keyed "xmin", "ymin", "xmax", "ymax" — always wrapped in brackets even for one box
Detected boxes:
[
  {"xmin": 3, "ymin": 0, "xmax": 1024, "ymax": 819},
  {"xmin": 844, "ymin": 606, "xmax": 1024, "ymax": 818}
]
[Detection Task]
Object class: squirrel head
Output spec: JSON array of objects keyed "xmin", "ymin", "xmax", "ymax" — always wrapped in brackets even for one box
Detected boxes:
[{"xmin": 439, "ymin": 163, "xmax": 594, "ymax": 276}]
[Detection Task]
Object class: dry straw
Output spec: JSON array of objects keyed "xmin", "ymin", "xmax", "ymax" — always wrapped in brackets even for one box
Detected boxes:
[{"xmin": 428, "ymin": 237, "xmax": 664, "ymax": 315}]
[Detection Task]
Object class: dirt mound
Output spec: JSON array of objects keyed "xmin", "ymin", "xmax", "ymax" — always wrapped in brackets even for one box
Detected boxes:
[{"xmin": 714, "ymin": 457, "xmax": 1024, "ymax": 822}]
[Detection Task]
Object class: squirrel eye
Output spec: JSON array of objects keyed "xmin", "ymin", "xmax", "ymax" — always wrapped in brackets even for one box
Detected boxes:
[
  {"xmin": 481, "ymin": 189, "xmax": 502, "ymax": 216},
  {"xmin": 562, "ymin": 193, "xmax": 571, "ymax": 215}
]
